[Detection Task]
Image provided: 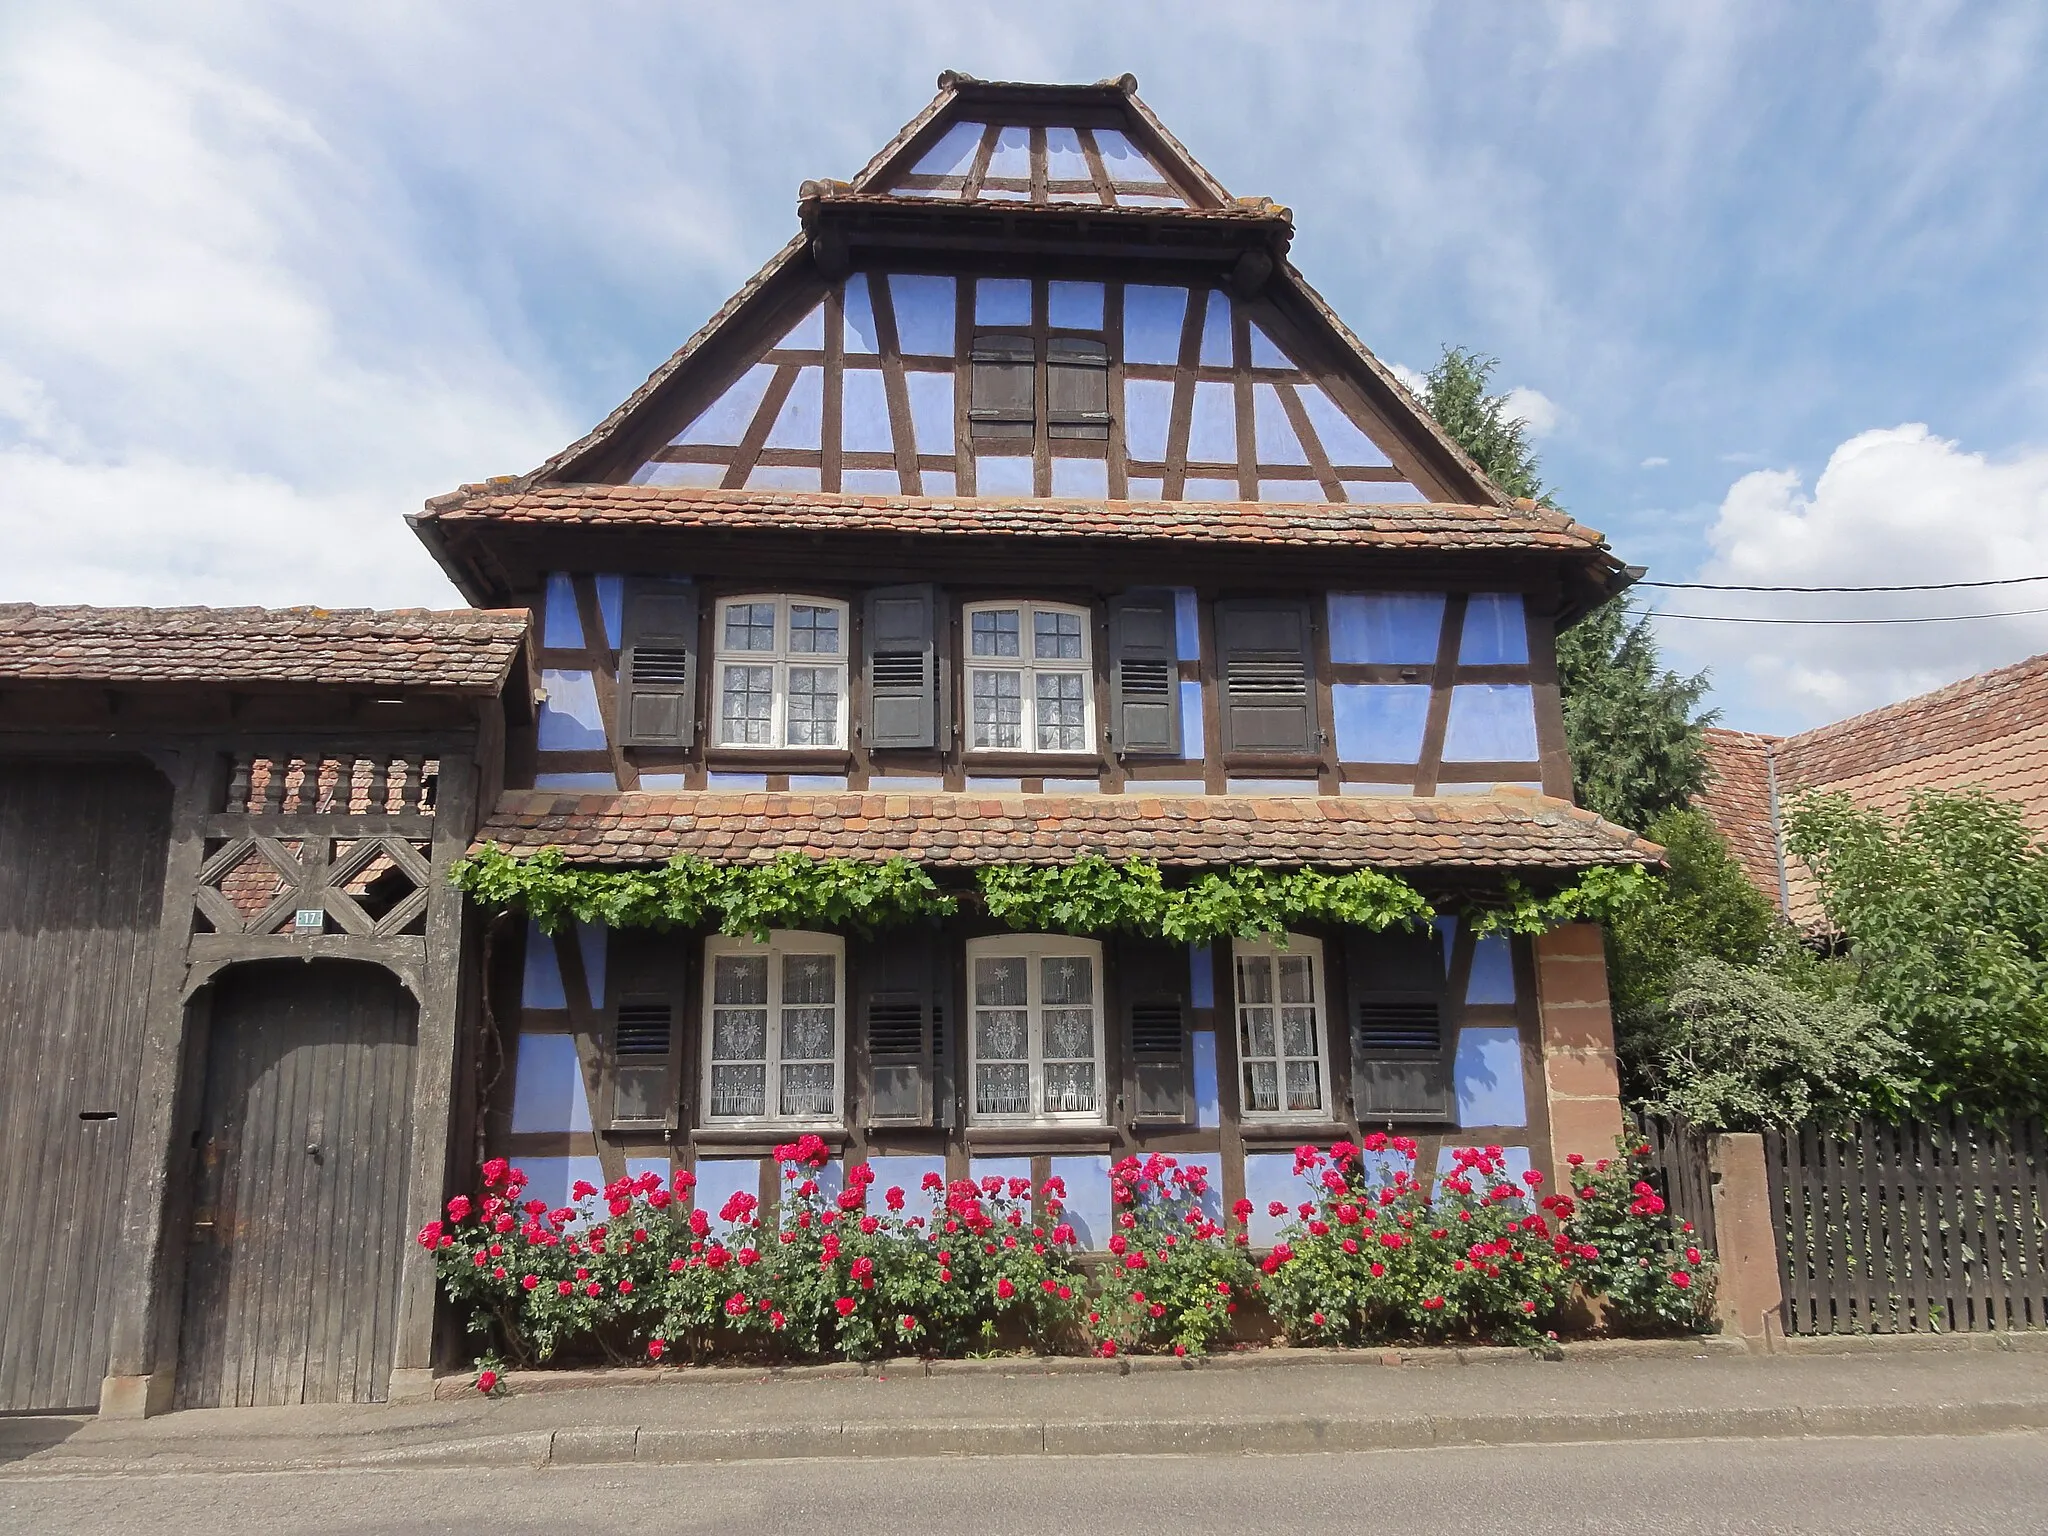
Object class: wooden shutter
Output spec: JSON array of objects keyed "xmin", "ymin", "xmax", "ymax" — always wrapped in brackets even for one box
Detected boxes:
[
  {"xmin": 619, "ymin": 578, "xmax": 699, "ymax": 748},
  {"xmin": 858, "ymin": 927, "xmax": 942, "ymax": 1127},
  {"xmin": 969, "ymin": 333, "xmax": 1035, "ymax": 440},
  {"xmin": 605, "ymin": 929, "xmax": 685, "ymax": 1130},
  {"xmin": 1047, "ymin": 337, "xmax": 1109, "ymax": 439},
  {"xmin": 1343, "ymin": 927, "xmax": 1455, "ymax": 1124},
  {"xmin": 864, "ymin": 584, "xmax": 941, "ymax": 750},
  {"xmin": 1109, "ymin": 591, "xmax": 1182, "ymax": 757},
  {"xmin": 1216, "ymin": 599, "xmax": 1316, "ymax": 753},
  {"xmin": 1119, "ymin": 937, "xmax": 1191, "ymax": 1124}
]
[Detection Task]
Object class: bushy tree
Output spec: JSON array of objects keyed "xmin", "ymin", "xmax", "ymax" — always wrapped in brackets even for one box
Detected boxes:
[
  {"xmin": 1421, "ymin": 347, "xmax": 1547, "ymax": 502},
  {"xmin": 1418, "ymin": 347, "xmax": 1712, "ymax": 830},
  {"xmin": 1606, "ymin": 808, "xmax": 1777, "ymax": 1020},
  {"xmin": 1555, "ymin": 602, "xmax": 1716, "ymax": 831},
  {"xmin": 1786, "ymin": 789, "xmax": 2048, "ymax": 1119},
  {"xmin": 1637, "ymin": 955, "xmax": 1915, "ymax": 1130}
]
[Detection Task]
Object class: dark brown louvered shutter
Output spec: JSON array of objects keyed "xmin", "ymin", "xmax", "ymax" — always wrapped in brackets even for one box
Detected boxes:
[
  {"xmin": 969, "ymin": 333, "xmax": 1035, "ymax": 440},
  {"xmin": 1343, "ymin": 926, "xmax": 1455, "ymax": 1124},
  {"xmin": 1047, "ymin": 337, "xmax": 1109, "ymax": 439},
  {"xmin": 1108, "ymin": 591, "xmax": 1182, "ymax": 757},
  {"xmin": 858, "ymin": 927, "xmax": 942, "ymax": 1127},
  {"xmin": 619, "ymin": 578, "xmax": 699, "ymax": 747},
  {"xmin": 1216, "ymin": 599, "xmax": 1316, "ymax": 753},
  {"xmin": 604, "ymin": 929, "xmax": 686, "ymax": 1129},
  {"xmin": 863, "ymin": 584, "xmax": 941, "ymax": 749},
  {"xmin": 1118, "ymin": 937, "xmax": 1191, "ymax": 1124}
]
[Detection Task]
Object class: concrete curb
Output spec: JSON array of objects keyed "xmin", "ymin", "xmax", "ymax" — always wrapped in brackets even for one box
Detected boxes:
[
  {"xmin": 10, "ymin": 1396, "xmax": 2044, "ymax": 1476},
  {"xmin": 435, "ymin": 1336, "xmax": 1751, "ymax": 1401}
]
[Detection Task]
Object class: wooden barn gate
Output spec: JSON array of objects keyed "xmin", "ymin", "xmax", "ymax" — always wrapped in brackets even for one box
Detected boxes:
[
  {"xmin": 1764, "ymin": 1113, "xmax": 2048, "ymax": 1335},
  {"xmin": 175, "ymin": 960, "xmax": 420, "ymax": 1408},
  {"xmin": 0, "ymin": 760, "xmax": 172, "ymax": 1414}
]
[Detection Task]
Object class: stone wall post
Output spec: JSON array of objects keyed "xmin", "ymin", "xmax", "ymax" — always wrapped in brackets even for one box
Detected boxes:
[
  {"xmin": 1532, "ymin": 924, "xmax": 1625, "ymax": 1168},
  {"xmin": 1707, "ymin": 1132, "xmax": 1785, "ymax": 1345}
]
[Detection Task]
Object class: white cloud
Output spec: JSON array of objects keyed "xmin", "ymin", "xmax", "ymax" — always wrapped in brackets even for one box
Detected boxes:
[
  {"xmin": 1501, "ymin": 385, "xmax": 1560, "ymax": 438},
  {"xmin": 1640, "ymin": 455, "xmax": 1669, "ymax": 468},
  {"xmin": 0, "ymin": 13, "xmax": 575, "ymax": 607},
  {"xmin": 1389, "ymin": 362, "xmax": 1430, "ymax": 396},
  {"xmin": 1664, "ymin": 424, "xmax": 2048, "ymax": 728}
]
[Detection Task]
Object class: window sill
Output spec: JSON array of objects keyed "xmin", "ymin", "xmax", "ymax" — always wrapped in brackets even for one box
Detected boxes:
[
  {"xmin": 965, "ymin": 1125, "xmax": 1118, "ymax": 1152},
  {"xmin": 1238, "ymin": 1119, "xmax": 1348, "ymax": 1146},
  {"xmin": 702, "ymin": 750, "xmax": 854, "ymax": 771},
  {"xmin": 691, "ymin": 1125, "xmax": 849, "ymax": 1156},
  {"xmin": 960, "ymin": 752, "xmax": 1103, "ymax": 776},
  {"xmin": 1220, "ymin": 755, "xmax": 1325, "ymax": 775}
]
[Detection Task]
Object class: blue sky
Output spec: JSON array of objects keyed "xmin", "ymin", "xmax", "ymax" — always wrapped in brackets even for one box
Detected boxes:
[{"xmin": 4, "ymin": 1, "xmax": 2046, "ymax": 732}]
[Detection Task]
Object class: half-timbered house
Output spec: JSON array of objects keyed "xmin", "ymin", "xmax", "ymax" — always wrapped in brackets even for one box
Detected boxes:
[{"xmin": 0, "ymin": 74, "xmax": 1654, "ymax": 1417}]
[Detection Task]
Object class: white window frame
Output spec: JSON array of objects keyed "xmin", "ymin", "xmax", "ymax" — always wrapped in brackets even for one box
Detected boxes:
[
  {"xmin": 962, "ymin": 600, "xmax": 1095, "ymax": 754},
  {"xmin": 966, "ymin": 933, "xmax": 1106, "ymax": 1126},
  {"xmin": 712, "ymin": 594, "xmax": 850, "ymax": 749},
  {"xmin": 1232, "ymin": 934, "xmax": 1329, "ymax": 1121},
  {"xmin": 701, "ymin": 931, "xmax": 846, "ymax": 1127}
]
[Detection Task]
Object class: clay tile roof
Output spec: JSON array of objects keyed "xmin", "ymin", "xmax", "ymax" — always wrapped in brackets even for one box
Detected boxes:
[
  {"xmin": 471, "ymin": 786, "xmax": 1661, "ymax": 871},
  {"xmin": 1773, "ymin": 652, "xmax": 2048, "ymax": 815},
  {"xmin": 415, "ymin": 483, "xmax": 1611, "ymax": 557},
  {"xmin": 1696, "ymin": 728, "xmax": 1785, "ymax": 903},
  {"xmin": 1694, "ymin": 653, "xmax": 2048, "ymax": 928},
  {"xmin": 0, "ymin": 604, "xmax": 529, "ymax": 692}
]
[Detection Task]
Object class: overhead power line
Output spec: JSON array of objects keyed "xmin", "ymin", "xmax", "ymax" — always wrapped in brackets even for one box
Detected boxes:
[
  {"xmin": 1641, "ymin": 574, "xmax": 2048, "ymax": 593},
  {"xmin": 1646, "ymin": 604, "xmax": 2048, "ymax": 626}
]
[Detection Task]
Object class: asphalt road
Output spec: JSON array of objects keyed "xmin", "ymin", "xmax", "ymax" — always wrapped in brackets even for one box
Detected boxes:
[{"xmin": 5, "ymin": 1432, "xmax": 2047, "ymax": 1535}]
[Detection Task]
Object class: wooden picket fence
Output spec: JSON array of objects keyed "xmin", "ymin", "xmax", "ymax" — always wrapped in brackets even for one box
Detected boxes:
[
  {"xmin": 1763, "ymin": 1111, "xmax": 2048, "ymax": 1335},
  {"xmin": 1638, "ymin": 1115, "xmax": 1718, "ymax": 1252}
]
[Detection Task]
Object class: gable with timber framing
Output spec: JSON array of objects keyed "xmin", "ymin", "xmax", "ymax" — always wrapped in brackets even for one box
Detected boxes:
[{"xmin": 535, "ymin": 75, "xmax": 1503, "ymax": 510}]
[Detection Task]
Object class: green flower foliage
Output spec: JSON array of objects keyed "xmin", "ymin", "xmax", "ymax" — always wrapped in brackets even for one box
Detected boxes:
[
  {"xmin": 977, "ymin": 857, "xmax": 1432, "ymax": 944},
  {"xmin": 451, "ymin": 844, "xmax": 956, "ymax": 940},
  {"xmin": 1465, "ymin": 864, "xmax": 1659, "ymax": 938},
  {"xmin": 456, "ymin": 844, "xmax": 1645, "ymax": 945},
  {"xmin": 1786, "ymin": 788, "xmax": 2048, "ymax": 1120}
]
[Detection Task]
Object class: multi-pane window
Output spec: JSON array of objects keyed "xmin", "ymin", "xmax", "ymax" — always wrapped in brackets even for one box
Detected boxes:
[
  {"xmin": 964, "ymin": 601, "xmax": 1094, "ymax": 753},
  {"xmin": 967, "ymin": 936, "xmax": 1105, "ymax": 1124},
  {"xmin": 703, "ymin": 933, "xmax": 845, "ymax": 1124},
  {"xmin": 713, "ymin": 596, "xmax": 848, "ymax": 748},
  {"xmin": 1234, "ymin": 936, "xmax": 1327, "ymax": 1118}
]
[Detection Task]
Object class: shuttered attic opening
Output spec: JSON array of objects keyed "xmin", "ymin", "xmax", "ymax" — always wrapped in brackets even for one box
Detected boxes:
[{"xmin": 1047, "ymin": 338, "xmax": 1109, "ymax": 438}]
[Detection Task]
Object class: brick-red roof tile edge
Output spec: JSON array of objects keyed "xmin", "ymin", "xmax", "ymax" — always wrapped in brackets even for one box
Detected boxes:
[
  {"xmin": 0, "ymin": 604, "xmax": 529, "ymax": 692},
  {"xmin": 417, "ymin": 483, "xmax": 1611, "ymax": 557},
  {"xmin": 471, "ymin": 787, "xmax": 1661, "ymax": 871}
]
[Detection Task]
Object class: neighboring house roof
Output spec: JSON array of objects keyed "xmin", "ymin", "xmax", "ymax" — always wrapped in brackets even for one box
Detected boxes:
[
  {"xmin": 0, "ymin": 604, "xmax": 530, "ymax": 694},
  {"xmin": 472, "ymin": 785, "xmax": 1661, "ymax": 871},
  {"xmin": 1695, "ymin": 652, "xmax": 2048, "ymax": 927},
  {"xmin": 1696, "ymin": 729, "xmax": 1787, "ymax": 911},
  {"xmin": 414, "ymin": 482, "xmax": 1615, "ymax": 558}
]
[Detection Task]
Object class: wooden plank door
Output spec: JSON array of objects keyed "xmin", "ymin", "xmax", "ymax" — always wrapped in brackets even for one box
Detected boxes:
[
  {"xmin": 176, "ymin": 960, "xmax": 417, "ymax": 1408},
  {"xmin": 0, "ymin": 760, "xmax": 171, "ymax": 1413}
]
